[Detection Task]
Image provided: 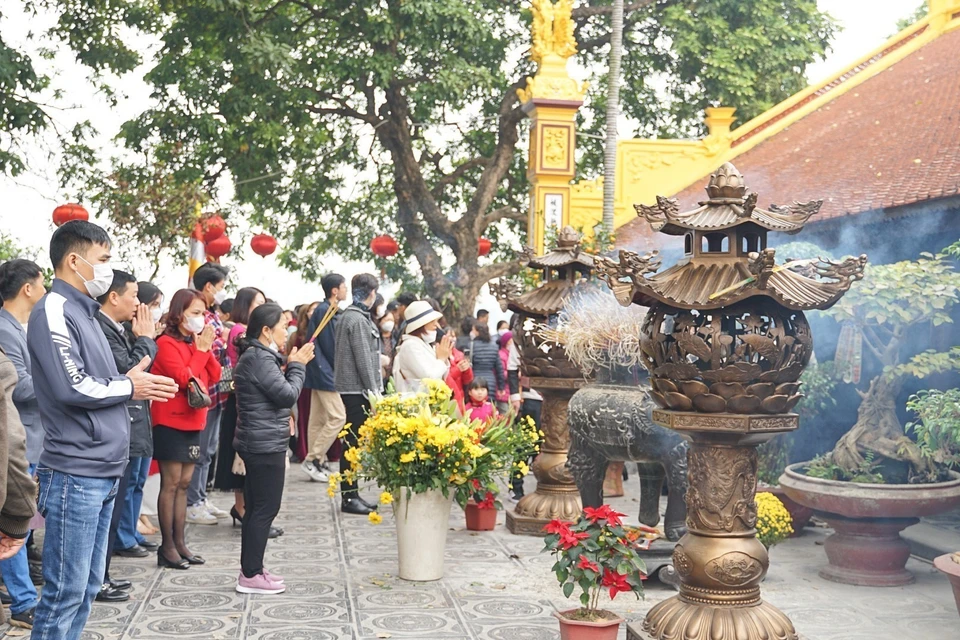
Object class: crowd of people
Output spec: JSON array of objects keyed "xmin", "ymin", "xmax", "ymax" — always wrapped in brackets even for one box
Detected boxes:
[{"xmin": 0, "ymin": 219, "xmax": 542, "ymax": 635}]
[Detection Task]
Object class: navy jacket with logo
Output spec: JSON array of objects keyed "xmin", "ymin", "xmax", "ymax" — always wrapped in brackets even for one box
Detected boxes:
[{"xmin": 27, "ymin": 279, "xmax": 133, "ymax": 478}]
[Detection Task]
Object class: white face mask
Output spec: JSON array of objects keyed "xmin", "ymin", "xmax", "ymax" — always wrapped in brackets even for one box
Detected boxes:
[
  {"xmin": 185, "ymin": 316, "xmax": 205, "ymax": 334},
  {"xmin": 76, "ymin": 256, "xmax": 114, "ymax": 299},
  {"xmin": 213, "ymin": 288, "xmax": 228, "ymax": 306},
  {"xmin": 268, "ymin": 342, "xmax": 280, "ymax": 352},
  {"xmin": 151, "ymin": 307, "xmax": 163, "ymax": 323},
  {"xmin": 381, "ymin": 321, "xmax": 395, "ymax": 333},
  {"xmin": 422, "ymin": 330, "xmax": 437, "ymax": 345}
]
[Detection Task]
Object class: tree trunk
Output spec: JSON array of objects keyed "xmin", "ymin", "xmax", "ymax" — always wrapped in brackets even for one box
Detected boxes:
[
  {"xmin": 601, "ymin": 0, "xmax": 624, "ymax": 235},
  {"xmin": 831, "ymin": 374, "xmax": 934, "ymax": 480}
]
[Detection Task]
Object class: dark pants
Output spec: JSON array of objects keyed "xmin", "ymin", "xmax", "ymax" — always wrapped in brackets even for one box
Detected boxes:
[
  {"xmin": 340, "ymin": 394, "xmax": 369, "ymax": 496},
  {"xmin": 103, "ymin": 461, "xmax": 132, "ymax": 582},
  {"xmin": 239, "ymin": 451, "xmax": 286, "ymax": 579}
]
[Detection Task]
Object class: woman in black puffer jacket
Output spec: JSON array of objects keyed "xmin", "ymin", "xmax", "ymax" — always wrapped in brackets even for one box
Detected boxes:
[{"xmin": 233, "ymin": 303, "xmax": 314, "ymax": 595}]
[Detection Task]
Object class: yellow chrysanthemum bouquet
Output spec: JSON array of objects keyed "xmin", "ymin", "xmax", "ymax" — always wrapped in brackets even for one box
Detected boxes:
[
  {"xmin": 755, "ymin": 492, "xmax": 794, "ymax": 549},
  {"xmin": 328, "ymin": 379, "xmax": 539, "ymax": 517}
]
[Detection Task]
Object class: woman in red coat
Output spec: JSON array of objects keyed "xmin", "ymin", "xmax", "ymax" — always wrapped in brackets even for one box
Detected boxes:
[{"xmin": 151, "ymin": 289, "xmax": 222, "ymax": 570}]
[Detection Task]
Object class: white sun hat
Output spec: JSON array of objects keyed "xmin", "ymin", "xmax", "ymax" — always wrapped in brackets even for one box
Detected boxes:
[{"xmin": 403, "ymin": 300, "xmax": 444, "ymax": 334}]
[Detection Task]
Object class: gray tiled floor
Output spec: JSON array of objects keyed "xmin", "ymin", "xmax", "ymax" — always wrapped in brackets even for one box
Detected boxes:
[{"xmin": 7, "ymin": 467, "xmax": 957, "ymax": 639}]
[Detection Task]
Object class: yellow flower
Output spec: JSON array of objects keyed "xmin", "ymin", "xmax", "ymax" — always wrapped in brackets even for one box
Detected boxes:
[
  {"xmin": 517, "ymin": 461, "xmax": 530, "ymax": 476},
  {"xmin": 379, "ymin": 491, "xmax": 393, "ymax": 505},
  {"xmin": 326, "ymin": 487, "xmax": 336, "ymax": 498},
  {"xmin": 338, "ymin": 429, "xmax": 349, "ymax": 438},
  {"xmin": 399, "ymin": 451, "xmax": 416, "ymax": 464},
  {"xmin": 368, "ymin": 512, "xmax": 383, "ymax": 525}
]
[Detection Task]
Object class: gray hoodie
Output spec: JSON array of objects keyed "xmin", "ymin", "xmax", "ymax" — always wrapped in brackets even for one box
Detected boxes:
[{"xmin": 27, "ymin": 279, "xmax": 132, "ymax": 478}]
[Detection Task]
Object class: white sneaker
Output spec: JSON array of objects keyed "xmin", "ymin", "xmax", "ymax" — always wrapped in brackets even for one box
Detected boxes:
[
  {"xmin": 300, "ymin": 460, "xmax": 329, "ymax": 482},
  {"xmin": 204, "ymin": 500, "xmax": 229, "ymax": 519},
  {"xmin": 186, "ymin": 504, "xmax": 218, "ymax": 525}
]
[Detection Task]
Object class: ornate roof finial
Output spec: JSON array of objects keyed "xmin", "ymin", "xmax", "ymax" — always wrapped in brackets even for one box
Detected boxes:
[{"xmin": 706, "ymin": 162, "xmax": 747, "ymax": 202}]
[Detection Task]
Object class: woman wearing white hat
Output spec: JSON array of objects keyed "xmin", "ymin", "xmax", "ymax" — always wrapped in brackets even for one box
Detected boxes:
[{"xmin": 393, "ymin": 300, "xmax": 454, "ymax": 392}]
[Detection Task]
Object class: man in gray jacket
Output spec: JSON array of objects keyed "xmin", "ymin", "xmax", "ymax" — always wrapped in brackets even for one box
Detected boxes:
[
  {"xmin": 334, "ymin": 273, "xmax": 382, "ymax": 516},
  {"xmin": 27, "ymin": 221, "xmax": 177, "ymax": 640},
  {"xmin": 0, "ymin": 259, "xmax": 46, "ymax": 628}
]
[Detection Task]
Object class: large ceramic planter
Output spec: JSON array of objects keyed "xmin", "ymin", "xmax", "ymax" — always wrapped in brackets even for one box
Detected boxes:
[
  {"xmin": 934, "ymin": 553, "xmax": 960, "ymax": 618},
  {"xmin": 780, "ymin": 463, "xmax": 960, "ymax": 587},
  {"xmin": 464, "ymin": 501, "xmax": 497, "ymax": 531},
  {"xmin": 395, "ymin": 488, "xmax": 454, "ymax": 581},
  {"xmin": 553, "ymin": 609, "xmax": 623, "ymax": 640}
]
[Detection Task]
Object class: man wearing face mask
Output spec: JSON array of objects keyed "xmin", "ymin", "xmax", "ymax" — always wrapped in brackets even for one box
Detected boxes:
[
  {"xmin": 27, "ymin": 221, "xmax": 177, "ymax": 639},
  {"xmin": 333, "ymin": 274, "xmax": 383, "ymax": 516},
  {"xmin": 95, "ymin": 271, "xmax": 159, "ymax": 603},
  {"xmin": 393, "ymin": 301, "xmax": 453, "ymax": 393},
  {"xmin": 187, "ymin": 263, "xmax": 231, "ymax": 522},
  {"xmin": 301, "ymin": 274, "xmax": 347, "ymax": 484}
]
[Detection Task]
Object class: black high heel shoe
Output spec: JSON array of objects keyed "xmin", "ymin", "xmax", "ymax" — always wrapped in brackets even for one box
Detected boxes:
[
  {"xmin": 180, "ymin": 554, "xmax": 206, "ymax": 565},
  {"xmin": 230, "ymin": 506, "xmax": 243, "ymax": 526},
  {"xmin": 157, "ymin": 550, "xmax": 190, "ymax": 570}
]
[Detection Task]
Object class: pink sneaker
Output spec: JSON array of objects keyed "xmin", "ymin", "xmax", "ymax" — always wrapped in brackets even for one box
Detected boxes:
[
  {"xmin": 263, "ymin": 569, "xmax": 284, "ymax": 584},
  {"xmin": 236, "ymin": 572, "xmax": 285, "ymax": 595}
]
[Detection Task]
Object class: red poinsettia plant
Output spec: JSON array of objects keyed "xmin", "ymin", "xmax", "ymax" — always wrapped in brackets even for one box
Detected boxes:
[{"xmin": 543, "ymin": 505, "xmax": 646, "ymax": 621}]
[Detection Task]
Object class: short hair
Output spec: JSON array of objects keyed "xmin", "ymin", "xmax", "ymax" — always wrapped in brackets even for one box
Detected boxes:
[
  {"xmin": 468, "ymin": 377, "xmax": 489, "ymax": 392},
  {"xmin": 137, "ymin": 281, "xmax": 163, "ymax": 306},
  {"xmin": 395, "ymin": 292, "xmax": 418, "ymax": 307},
  {"xmin": 219, "ymin": 298, "xmax": 235, "ymax": 316},
  {"xmin": 96, "ymin": 270, "xmax": 137, "ymax": 305},
  {"xmin": 50, "ymin": 220, "xmax": 111, "ymax": 270},
  {"xmin": 459, "ymin": 315, "xmax": 476, "ymax": 336},
  {"xmin": 163, "ymin": 289, "xmax": 206, "ymax": 340},
  {"xmin": 386, "ymin": 300, "xmax": 399, "ymax": 313},
  {"xmin": 351, "ymin": 274, "xmax": 379, "ymax": 303},
  {"xmin": 476, "ymin": 308, "xmax": 489, "ymax": 319},
  {"xmin": 0, "ymin": 259, "xmax": 43, "ymax": 301},
  {"xmin": 497, "ymin": 320, "xmax": 508, "ymax": 331},
  {"xmin": 232, "ymin": 287, "xmax": 265, "ymax": 326},
  {"xmin": 192, "ymin": 263, "xmax": 229, "ymax": 291},
  {"xmin": 321, "ymin": 273, "xmax": 346, "ymax": 299}
]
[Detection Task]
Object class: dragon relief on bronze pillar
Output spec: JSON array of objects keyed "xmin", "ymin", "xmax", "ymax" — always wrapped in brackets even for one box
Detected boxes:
[{"xmin": 685, "ymin": 446, "xmax": 758, "ymax": 534}]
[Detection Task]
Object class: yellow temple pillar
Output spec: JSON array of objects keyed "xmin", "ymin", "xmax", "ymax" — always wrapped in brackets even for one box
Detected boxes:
[{"xmin": 518, "ymin": 0, "xmax": 587, "ymax": 256}]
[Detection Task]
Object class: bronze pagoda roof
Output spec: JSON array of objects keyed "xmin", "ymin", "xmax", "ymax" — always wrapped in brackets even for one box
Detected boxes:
[
  {"xmin": 635, "ymin": 163, "xmax": 822, "ymax": 236},
  {"xmin": 527, "ymin": 226, "xmax": 595, "ymax": 270},
  {"xmin": 507, "ymin": 280, "xmax": 575, "ymax": 317}
]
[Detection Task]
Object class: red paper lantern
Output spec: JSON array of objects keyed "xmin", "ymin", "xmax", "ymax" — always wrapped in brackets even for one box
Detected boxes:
[
  {"xmin": 478, "ymin": 237, "xmax": 492, "ymax": 257},
  {"xmin": 52, "ymin": 203, "xmax": 89, "ymax": 227},
  {"xmin": 205, "ymin": 235, "xmax": 232, "ymax": 259},
  {"xmin": 201, "ymin": 215, "xmax": 226, "ymax": 243},
  {"xmin": 251, "ymin": 233, "xmax": 277, "ymax": 257},
  {"xmin": 370, "ymin": 235, "xmax": 399, "ymax": 258}
]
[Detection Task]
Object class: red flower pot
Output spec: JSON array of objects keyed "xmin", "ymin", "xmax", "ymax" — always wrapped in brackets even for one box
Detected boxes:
[
  {"xmin": 553, "ymin": 609, "xmax": 623, "ymax": 640},
  {"xmin": 934, "ymin": 553, "xmax": 960, "ymax": 618},
  {"xmin": 464, "ymin": 500, "xmax": 497, "ymax": 531}
]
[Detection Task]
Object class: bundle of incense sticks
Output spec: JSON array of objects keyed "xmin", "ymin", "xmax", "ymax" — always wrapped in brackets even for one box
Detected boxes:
[
  {"xmin": 707, "ymin": 258, "xmax": 815, "ymax": 301},
  {"xmin": 309, "ymin": 302, "xmax": 338, "ymax": 343}
]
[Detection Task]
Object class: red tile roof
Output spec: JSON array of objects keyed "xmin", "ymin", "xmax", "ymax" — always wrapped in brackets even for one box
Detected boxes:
[{"xmin": 618, "ymin": 28, "xmax": 960, "ymax": 248}]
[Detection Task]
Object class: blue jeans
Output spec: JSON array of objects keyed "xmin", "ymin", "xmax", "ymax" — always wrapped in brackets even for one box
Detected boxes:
[
  {"xmin": 0, "ymin": 463, "xmax": 38, "ymax": 615},
  {"xmin": 188, "ymin": 403, "xmax": 221, "ymax": 507},
  {"xmin": 32, "ymin": 467, "xmax": 118, "ymax": 640},
  {"xmin": 116, "ymin": 456, "xmax": 151, "ymax": 550}
]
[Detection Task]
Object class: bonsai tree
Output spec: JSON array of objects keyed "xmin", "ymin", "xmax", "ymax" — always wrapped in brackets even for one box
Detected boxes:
[
  {"xmin": 905, "ymin": 388, "xmax": 960, "ymax": 481},
  {"xmin": 817, "ymin": 241, "xmax": 960, "ymax": 482}
]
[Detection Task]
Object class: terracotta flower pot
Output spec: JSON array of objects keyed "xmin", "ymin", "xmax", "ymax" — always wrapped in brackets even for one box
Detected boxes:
[
  {"xmin": 553, "ymin": 609, "xmax": 623, "ymax": 640},
  {"xmin": 465, "ymin": 500, "xmax": 498, "ymax": 531},
  {"xmin": 763, "ymin": 483, "xmax": 813, "ymax": 535},
  {"xmin": 780, "ymin": 463, "xmax": 960, "ymax": 587},
  {"xmin": 934, "ymin": 553, "xmax": 960, "ymax": 618}
]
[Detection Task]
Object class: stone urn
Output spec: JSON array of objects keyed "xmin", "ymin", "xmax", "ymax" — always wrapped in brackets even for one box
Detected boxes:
[
  {"xmin": 780, "ymin": 464, "xmax": 960, "ymax": 586},
  {"xmin": 934, "ymin": 553, "xmax": 960, "ymax": 618}
]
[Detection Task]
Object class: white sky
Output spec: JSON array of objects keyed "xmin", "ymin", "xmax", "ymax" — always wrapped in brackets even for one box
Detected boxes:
[{"xmin": 0, "ymin": 0, "xmax": 920, "ymax": 315}]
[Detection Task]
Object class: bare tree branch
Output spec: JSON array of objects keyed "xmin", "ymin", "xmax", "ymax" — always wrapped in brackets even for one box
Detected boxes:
[{"xmin": 480, "ymin": 205, "xmax": 524, "ymax": 231}]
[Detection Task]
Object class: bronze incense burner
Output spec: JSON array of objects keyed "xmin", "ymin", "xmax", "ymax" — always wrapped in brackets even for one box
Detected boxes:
[{"xmin": 598, "ymin": 163, "xmax": 866, "ymax": 640}]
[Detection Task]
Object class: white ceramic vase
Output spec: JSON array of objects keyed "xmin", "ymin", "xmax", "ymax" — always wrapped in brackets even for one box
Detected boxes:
[{"xmin": 394, "ymin": 487, "xmax": 454, "ymax": 581}]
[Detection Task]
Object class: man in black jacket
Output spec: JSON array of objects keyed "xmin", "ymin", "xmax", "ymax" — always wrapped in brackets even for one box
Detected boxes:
[{"xmin": 95, "ymin": 271, "xmax": 159, "ymax": 602}]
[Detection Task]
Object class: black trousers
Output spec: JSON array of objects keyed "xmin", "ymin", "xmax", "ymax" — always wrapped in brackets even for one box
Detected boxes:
[
  {"xmin": 240, "ymin": 451, "xmax": 286, "ymax": 579},
  {"xmin": 340, "ymin": 394, "xmax": 369, "ymax": 496},
  {"xmin": 103, "ymin": 461, "xmax": 132, "ymax": 582}
]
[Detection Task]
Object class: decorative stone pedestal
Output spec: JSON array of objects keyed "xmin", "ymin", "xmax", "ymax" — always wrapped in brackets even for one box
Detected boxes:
[{"xmin": 506, "ymin": 379, "xmax": 583, "ymax": 535}]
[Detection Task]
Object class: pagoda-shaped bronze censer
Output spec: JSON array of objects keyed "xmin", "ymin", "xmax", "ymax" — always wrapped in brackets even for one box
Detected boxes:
[
  {"xmin": 597, "ymin": 163, "xmax": 866, "ymax": 640},
  {"xmin": 492, "ymin": 227, "xmax": 594, "ymax": 535}
]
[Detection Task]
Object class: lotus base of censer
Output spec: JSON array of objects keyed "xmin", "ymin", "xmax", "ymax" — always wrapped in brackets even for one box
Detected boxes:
[
  {"xmin": 506, "ymin": 379, "xmax": 584, "ymax": 535},
  {"xmin": 639, "ymin": 409, "xmax": 799, "ymax": 640}
]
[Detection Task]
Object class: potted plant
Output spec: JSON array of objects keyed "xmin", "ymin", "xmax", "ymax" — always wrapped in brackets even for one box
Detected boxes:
[
  {"xmin": 755, "ymin": 492, "xmax": 794, "ymax": 550},
  {"xmin": 780, "ymin": 242, "xmax": 960, "ymax": 586},
  {"xmin": 461, "ymin": 414, "xmax": 539, "ymax": 532},
  {"xmin": 543, "ymin": 505, "xmax": 644, "ymax": 640}
]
